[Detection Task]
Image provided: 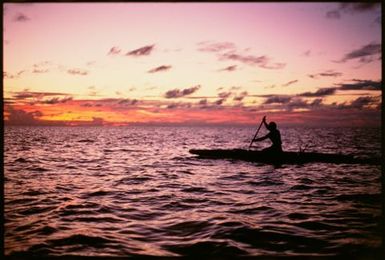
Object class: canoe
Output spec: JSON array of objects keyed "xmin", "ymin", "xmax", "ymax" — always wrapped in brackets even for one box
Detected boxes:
[{"xmin": 189, "ymin": 149, "xmax": 381, "ymax": 165}]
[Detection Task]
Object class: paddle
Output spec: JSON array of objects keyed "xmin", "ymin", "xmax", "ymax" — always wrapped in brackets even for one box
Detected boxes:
[{"xmin": 248, "ymin": 116, "xmax": 265, "ymax": 150}]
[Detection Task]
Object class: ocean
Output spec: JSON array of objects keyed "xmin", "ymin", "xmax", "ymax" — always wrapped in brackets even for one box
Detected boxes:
[{"xmin": 4, "ymin": 126, "xmax": 382, "ymax": 257}]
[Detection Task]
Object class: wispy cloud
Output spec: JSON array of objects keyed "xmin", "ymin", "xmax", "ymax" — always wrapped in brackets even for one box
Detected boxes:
[
  {"xmin": 219, "ymin": 52, "xmax": 286, "ymax": 70},
  {"xmin": 148, "ymin": 65, "xmax": 172, "ymax": 73},
  {"xmin": 33, "ymin": 69, "xmax": 49, "ymax": 73},
  {"xmin": 4, "ymin": 70, "xmax": 25, "ymax": 79},
  {"xmin": 126, "ymin": 44, "xmax": 155, "ymax": 56},
  {"xmin": 107, "ymin": 46, "xmax": 121, "ymax": 55},
  {"xmin": 67, "ymin": 68, "xmax": 88, "ymax": 76},
  {"xmin": 326, "ymin": 10, "xmax": 341, "ymax": 19},
  {"xmin": 336, "ymin": 42, "xmax": 381, "ymax": 63},
  {"xmin": 338, "ymin": 79, "xmax": 381, "ymax": 90},
  {"xmin": 40, "ymin": 96, "xmax": 73, "ymax": 104},
  {"xmin": 218, "ymin": 91, "xmax": 232, "ymax": 99},
  {"xmin": 282, "ymin": 80, "xmax": 298, "ymax": 87},
  {"xmin": 326, "ymin": 3, "xmax": 380, "ymax": 19},
  {"xmin": 233, "ymin": 91, "xmax": 248, "ymax": 101},
  {"xmin": 165, "ymin": 85, "xmax": 201, "ymax": 98},
  {"xmin": 263, "ymin": 95, "xmax": 292, "ymax": 104},
  {"xmin": 219, "ymin": 65, "xmax": 237, "ymax": 72},
  {"xmin": 14, "ymin": 13, "xmax": 30, "ymax": 22},
  {"xmin": 308, "ymin": 70, "xmax": 343, "ymax": 79},
  {"xmin": 5, "ymin": 107, "xmax": 42, "ymax": 125},
  {"xmin": 197, "ymin": 41, "xmax": 236, "ymax": 52},
  {"xmin": 298, "ymin": 87, "xmax": 337, "ymax": 97}
]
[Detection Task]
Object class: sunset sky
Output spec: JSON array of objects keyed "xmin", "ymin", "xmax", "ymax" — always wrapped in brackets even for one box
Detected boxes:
[{"xmin": 3, "ymin": 2, "xmax": 382, "ymax": 127}]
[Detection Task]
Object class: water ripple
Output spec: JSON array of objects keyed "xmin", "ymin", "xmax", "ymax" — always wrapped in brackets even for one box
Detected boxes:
[{"xmin": 4, "ymin": 126, "xmax": 381, "ymax": 257}]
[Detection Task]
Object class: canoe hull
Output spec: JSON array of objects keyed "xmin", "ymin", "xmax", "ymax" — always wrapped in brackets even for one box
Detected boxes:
[{"xmin": 189, "ymin": 149, "xmax": 380, "ymax": 165}]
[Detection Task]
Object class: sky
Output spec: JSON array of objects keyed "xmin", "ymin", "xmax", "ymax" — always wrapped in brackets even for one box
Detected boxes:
[{"xmin": 3, "ymin": 2, "xmax": 382, "ymax": 127}]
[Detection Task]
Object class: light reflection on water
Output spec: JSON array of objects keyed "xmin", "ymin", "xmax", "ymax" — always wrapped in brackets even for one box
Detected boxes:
[{"xmin": 4, "ymin": 126, "xmax": 382, "ymax": 257}]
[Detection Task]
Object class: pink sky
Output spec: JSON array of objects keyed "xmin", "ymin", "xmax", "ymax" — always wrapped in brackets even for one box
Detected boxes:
[{"xmin": 3, "ymin": 3, "xmax": 382, "ymax": 126}]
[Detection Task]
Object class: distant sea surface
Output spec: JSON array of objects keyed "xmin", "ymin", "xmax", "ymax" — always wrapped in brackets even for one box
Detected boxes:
[{"xmin": 4, "ymin": 126, "xmax": 382, "ymax": 257}]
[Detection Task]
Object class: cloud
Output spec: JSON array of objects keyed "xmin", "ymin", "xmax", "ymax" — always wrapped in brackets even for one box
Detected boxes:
[
  {"xmin": 33, "ymin": 69, "xmax": 49, "ymax": 73},
  {"xmin": 5, "ymin": 107, "xmax": 42, "ymax": 125},
  {"xmin": 126, "ymin": 45, "xmax": 155, "ymax": 56},
  {"xmin": 308, "ymin": 70, "xmax": 343, "ymax": 79},
  {"xmin": 91, "ymin": 117, "xmax": 105, "ymax": 126},
  {"xmin": 165, "ymin": 85, "xmax": 201, "ymax": 98},
  {"xmin": 40, "ymin": 96, "xmax": 73, "ymax": 104},
  {"xmin": 263, "ymin": 95, "xmax": 292, "ymax": 104},
  {"xmin": 302, "ymin": 50, "xmax": 311, "ymax": 57},
  {"xmin": 108, "ymin": 46, "xmax": 121, "ymax": 55},
  {"xmin": 12, "ymin": 90, "xmax": 71, "ymax": 100},
  {"xmin": 218, "ymin": 91, "xmax": 232, "ymax": 99},
  {"xmin": 197, "ymin": 41, "xmax": 236, "ymax": 52},
  {"xmin": 219, "ymin": 65, "xmax": 237, "ymax": 72},
  {"xmin": 233, "ymin": 91, "xmax": 248, "ymax": 101},
  {"xmin": 282, "ymin": 80, "xmax": 298, "ymax": 87},
  {"xmin": 4, "ymin": 70, "xmax": 25, "ymax": 79},
  {"xmin": 326, "ymin": 10, "xmax": 341, "ymax": 19},
  {"xmin": 336, "ymin": 42, "xmax": 381, "ymax": 63},
  {"xmin": 338, "ymin": 79, "xmax": 381, "ymax": 90},
  {"xmin": 14, "ymin": 13, "xmax": 30, "ymax": 22},
  {"xmin": 219, "ymin": 52, "xmax": 286, "ymax": 70},
  {"xmin": 148, "ymin": 65, "xmax": 172, "ymax": 73},
  {"xmin": 118, "ymin": 98, "xmax": 139, "ymax": 105},
  {"xmin": 349, "ymin": 96, "xmax": 376, "ymax": 109},
  {"xmin": 67, "ymin": 69, "xmax": 88, "ymax": 76},
  {"xmin": 326, "ymin": 3, "xmax": 380, "ymax": 19},
  {"xmin": 298, "ymin": 87, "xmax": 337, "ymax": 97}
]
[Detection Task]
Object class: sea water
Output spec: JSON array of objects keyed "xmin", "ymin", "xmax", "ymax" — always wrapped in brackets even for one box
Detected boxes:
[{"xmin": 4, "ymin": 126, "xmax": 382, "ymax": 257}]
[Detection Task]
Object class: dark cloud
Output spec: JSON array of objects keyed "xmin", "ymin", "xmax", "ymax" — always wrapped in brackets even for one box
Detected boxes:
[
  {"xmin": 40, "ymin": 96, "xmax": 73, "ymax": 104},
  {"xmin": 219, "ymin": 65, "xmax": 237, "ymax": 72},
  {"xmin": 340, "ymin": 3, "xmax": 380, "ymax": 13},
  {"xmin": 14, "ymin": 13, "xmax": 30, "ymax": 22},
  {"xmin": 263, "ymin": 95, "xmax": 292, "ymax": 104},
  {"xmin": 148, "ymin": 65, "xmax": 172, "ymax": 73},
  {"xmin": 218, "ymin": 92, "xmax": 232, "ymax": 99},
  {"xmin": 165, "ymin": 85, "xmax": 201, "ymax": 98},
  {"xmin": 298, "ymin": 87, "xmax": 337, "ymax": 97},
  {"xmin": 108, "ymin": 46, "xmax": 121, "ymax": 55},
  {"xmin": 282, "ymin": 80, "xmax": 298, "ymax": 87},
  {"xmin": 166, "ymin": 102, "xmax": 192, "ymax": 109},
  {"xmin": 126, "ymin": 45, "xmax": 155, "ymax": 56},
  {"xmin": 302, "ymin": 50, "xmax": 311, "ymax": 57},
  {"xmin": 197, "ymin": 42, "xmax": 236, "ymax": 52},
  {"xmin": 326, "ymin": 10, "xmax": 341, "ymax": 19},
  {"xmin": 5, "ymin": 107, "xmax": 42, "ymax": 125},
  {"xmin": 233, "ymin": 91, "xmax": 248, "ymax": 101},
  {"xmin": 338, "ymin": 79, "xmax": 381, "ymax": 90},
  {"xmin": 219, "ymin": 52, "xmax": 286, "ymax": 70},
  {"xmin": 67, "ymin": 69, "xmax": 88, "ymax": 76},
  {"xmin": 33, "ymin": 69, "xmax": 49, "ymax": 73},
  {"xmin": 12, "ymin": 90, "xmax": 71, "ymax": 100},
  {"xmin": 309, "ymin": 70, "xmax": 343, "ymax": 79},
  {"xmin": 4, "ymin": 70, "xmax": 25, "ymax": 79},
  {"xmin": 91, "ymin": 117, "xmax": 105, "ymax": 126},
  {"xmin": 215, "ymin": 99, "xmax": 225, "ymax": 105},
  {"xmin": 118, "ymin": 98, "xmax": 139, "ymax": 105},
  {"xmin": 336, "ymin": 43, "xmax": 381, "ymax": 63},
  {"xmin": 326, "ymin": 3, "xmax": 380, "ymax": 19},
  {"xmin": 199, "ymin": 99, "xmax": 208, "ymax": 105},
  {"xmin": 349, "ymin": 96, "xmax": 376, "ymax": 109}
]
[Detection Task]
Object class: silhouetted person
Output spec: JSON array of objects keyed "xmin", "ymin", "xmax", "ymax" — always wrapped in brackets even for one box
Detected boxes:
[{"xmin": 254, "ymin": 116, "xmax": 282, "ymax": 153}]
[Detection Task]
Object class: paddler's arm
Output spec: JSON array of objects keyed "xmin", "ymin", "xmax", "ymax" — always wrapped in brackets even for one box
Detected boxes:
[
  {"xmin": 262, "ymin": 116, "xmax": 268, "ymax": 129},
  {"xmin": 254, "ymin": 134, "xmax": 269, "ymax": 142}
]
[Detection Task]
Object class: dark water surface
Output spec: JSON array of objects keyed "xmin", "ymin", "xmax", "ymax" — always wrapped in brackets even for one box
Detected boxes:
[{"xmin": 4, "ymin": 126, "xmax": 382, "ymax": 257}]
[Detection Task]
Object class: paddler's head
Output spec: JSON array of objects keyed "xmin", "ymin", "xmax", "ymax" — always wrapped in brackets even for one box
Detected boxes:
[{"xmin": 267, "ymin": 122, "xmax": 277, "ymax": 131}]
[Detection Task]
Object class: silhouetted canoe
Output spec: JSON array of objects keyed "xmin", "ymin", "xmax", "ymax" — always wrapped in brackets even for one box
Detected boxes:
[{"xmin": 189, "ymin": 149, "xmax": 381, "ymax": 165}]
